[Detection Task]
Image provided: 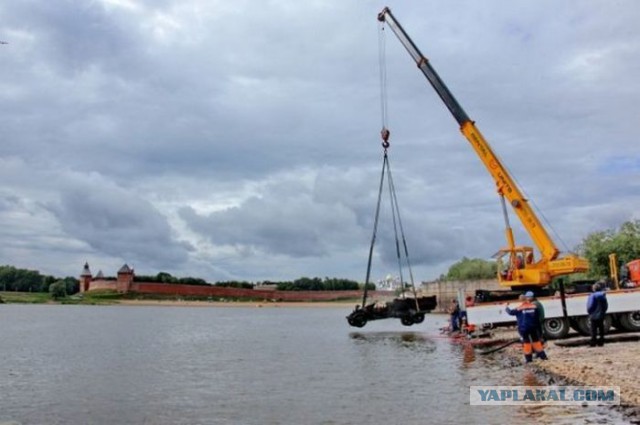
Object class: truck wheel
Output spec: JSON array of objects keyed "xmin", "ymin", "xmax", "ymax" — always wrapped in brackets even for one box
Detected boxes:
[
  {"xmin": 412, "ymin": 313, "xmax": 425, "ymax": 324},
  {"xmin": 619, "ymin": 311, "xmax": 640, "ymax": 332},
  {"xmin": 575, "ymin": 316, "xmax": 612, "ymax": 336},
  {"xmin": 401, "ymin": 316, "xmax": 414, "ymax": 326},
  {"xmin": 348, "ymin": 312, "xmax": 367, "ymax": 328},
  {"xmin": 543, "ymin": 318, "xmax": 570, "ymax": 339}
]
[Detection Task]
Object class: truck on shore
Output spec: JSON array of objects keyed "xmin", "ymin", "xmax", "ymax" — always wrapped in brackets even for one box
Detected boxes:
[{"xmin": 468, "ymin": 285, "xmax": 640, "ymax": 339}]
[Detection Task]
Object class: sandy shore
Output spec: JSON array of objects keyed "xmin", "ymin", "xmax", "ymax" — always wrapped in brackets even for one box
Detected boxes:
[
  {"xmin": 116, "ymin": 299, "xmax": 355, "ymax": 308},
  {"xmin": 500, "ymin": 332, "xmax": 640, "ymax": 407}
]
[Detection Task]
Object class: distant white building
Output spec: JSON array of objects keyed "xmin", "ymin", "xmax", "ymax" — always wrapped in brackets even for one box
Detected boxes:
[{"xmin": 376, "ymin": 274, "xmax": 402, "ymax": 291}]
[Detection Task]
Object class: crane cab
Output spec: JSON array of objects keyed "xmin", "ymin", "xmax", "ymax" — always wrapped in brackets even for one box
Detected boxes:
[{"xmin": 495, "ymin": 246, "xmax": 551, "ymax": 288}]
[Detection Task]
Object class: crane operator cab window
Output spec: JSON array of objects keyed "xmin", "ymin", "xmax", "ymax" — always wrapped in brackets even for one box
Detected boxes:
[{"xmin": 495, "ymin": 247, "xmax": 535, "ymax": 282}]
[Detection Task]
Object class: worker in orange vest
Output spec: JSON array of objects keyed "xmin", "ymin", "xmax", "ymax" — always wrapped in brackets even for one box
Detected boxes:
[{"xmin": 506, "ymin": 291, "xmax": 548, "ymax": 363}]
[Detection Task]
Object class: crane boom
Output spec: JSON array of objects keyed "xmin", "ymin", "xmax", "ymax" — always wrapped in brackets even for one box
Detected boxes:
[{"xmin": 378, "ymin": 7, "xmax": 588, "ymax": 287}]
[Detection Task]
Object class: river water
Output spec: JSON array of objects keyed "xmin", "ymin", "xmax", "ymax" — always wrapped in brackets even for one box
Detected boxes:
[{"xmin": 0, "ymin": 304, "xmax": 631, "ymax": 424}]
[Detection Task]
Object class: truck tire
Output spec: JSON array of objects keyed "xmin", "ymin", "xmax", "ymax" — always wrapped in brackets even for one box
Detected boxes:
[
  {"xmin": 401, "ymin": 316, "xmax": 414, "ymax": 326},
  {"xmin": 543, "ymin": 317, "xmax": 570, "ymax": 339},
  {"xmin": 412, "ymin": 313, "xmax": 425, "ymax": 324},
  {"xmin": 619, "ymin": 311, "xmax": 640, "ymax": 332},
  {"xmin": 348, "ymin": 312, "xmax": 367, "ymax": 328},
  {"xmin": 575, "ymin": 315, "xmax": 612, "ymax": 336}
]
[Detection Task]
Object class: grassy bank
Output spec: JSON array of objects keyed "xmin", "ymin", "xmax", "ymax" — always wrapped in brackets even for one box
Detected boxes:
[
  {"xmin": 0, "ymin": 291, "xmax": 51, "ymax": 304},
  {"xmin": 0, "ymin": 290, "xmax": 360, "ymax": 306},
  {"xmin": 0, "ymin": 290, "xmax": 123, "ymax": 305}
]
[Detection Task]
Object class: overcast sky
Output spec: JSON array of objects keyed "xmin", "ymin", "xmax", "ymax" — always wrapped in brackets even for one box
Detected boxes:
[{"xmin": 1, "ymin": 1, "xmax": 638, "ymax": 283}]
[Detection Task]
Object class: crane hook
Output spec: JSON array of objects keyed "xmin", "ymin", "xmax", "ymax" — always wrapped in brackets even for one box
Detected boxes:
[{"xmin": 381, "ymin": 127, "xmax": 390, "ymax": 150}]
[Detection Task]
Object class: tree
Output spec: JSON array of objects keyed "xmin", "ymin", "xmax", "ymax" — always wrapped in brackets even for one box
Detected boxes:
[
  {"xmin": 578, "ymin": 220, "xmax": 640, "ymax": 278},
  {"xmin": 445, "ymin": 257, "xmax": 497, "ymax": 280},
  {"xmin": 0, "ymin": 266, "xmax": 45, "ymax": 292},
  {"xmin": 49, "ymin": 280, "xmax": 67, "ymax": 300},
  {"xmin": 216, "ymin": 281, "xmax": 254, "ymax": 289},
  {"xmin": 178, "ymin": 277, "xmax": 209, "ymax": 286},
  {"xmin": 42, "ymin": 275, "xmax": 57, "ymax": 292},
  {"xmin": 62, "ymin": 277, "xmax": 80, "ymax": 295},
  {"xmin": 274, "ymin": 277, "xmax": 361, "ymax": 291},
  {"xmin": 156, "ymin": 272, "xmax": 177, "ymax": 283}
]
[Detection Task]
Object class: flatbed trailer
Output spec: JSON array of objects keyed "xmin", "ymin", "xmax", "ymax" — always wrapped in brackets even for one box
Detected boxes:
[{"xmin": 467, "ymin": 287, "xmax": 640, "ymax": 339}]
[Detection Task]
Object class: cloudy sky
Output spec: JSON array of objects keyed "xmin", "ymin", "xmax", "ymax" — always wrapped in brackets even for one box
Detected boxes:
[{"xmin": 1, "ymin": 1, "xmax": 638, "ymax": 283}]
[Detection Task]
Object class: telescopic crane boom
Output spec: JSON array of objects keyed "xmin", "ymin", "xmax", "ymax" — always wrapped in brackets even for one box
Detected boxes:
[{"xmin": 377, "ymin": 7, "xmax": 588, "ymax": 287}]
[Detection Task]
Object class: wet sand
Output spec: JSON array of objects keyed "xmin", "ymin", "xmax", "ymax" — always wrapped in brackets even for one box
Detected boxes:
[{"xmin": 500, "ymin": 332, "xmax": 640, "ymax": 407}]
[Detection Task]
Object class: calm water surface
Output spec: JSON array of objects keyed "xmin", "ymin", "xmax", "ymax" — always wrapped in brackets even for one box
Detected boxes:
[{"xmin": 0, "ymin": 305, "xmax": 632, "ymax": 424}]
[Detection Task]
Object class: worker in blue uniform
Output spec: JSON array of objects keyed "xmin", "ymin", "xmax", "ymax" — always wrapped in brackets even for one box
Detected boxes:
[{"xmin": 506, "ymin": 291, "xmax": 548, "ymax": 363}]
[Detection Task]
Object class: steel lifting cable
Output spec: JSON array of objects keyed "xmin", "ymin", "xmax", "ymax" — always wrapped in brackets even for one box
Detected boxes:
[
  {"xmin": 379, "ymin": 19, "xmax": 418, "ymax": 308},
  {"xmin": 386, "ymin": 160, "xmax": 420, "ymax": 310},
  {"xmin": 362, "ymin": 150, "xmax": 419, "ymax": 309},
  {"xmin": 362, "ymin": 156, "xmax": 387, "ymax": 308},
  {"xmin": 387, "ymin": 156, "xmax": 405, "ymax": 299},
  {"xmin": 361, "ymin": 21, "xmax": 419, "ymax": 310},
  {"xmin": 362, "ymin": 21, "xmax": 391, "ymax": 308},
  {"xmin": 378, "ymin": 19, "xmax": 389, "ymax": 140},
  {"xmin": 496, "ymin": 150, "xmax": 572, "ymax": 255}
]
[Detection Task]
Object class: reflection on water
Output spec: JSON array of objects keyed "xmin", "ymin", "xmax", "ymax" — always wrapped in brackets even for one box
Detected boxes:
[
  {"xmin": 349, "ymin": 331, "xmax": 436, "ymax": 354},
  {"xmin": 461, "ymin": 343, "xmax": 476, "ymax": 366},
  {"xmin": 0, "ymin": 305, "xmax": 634, "ymax": 425}
]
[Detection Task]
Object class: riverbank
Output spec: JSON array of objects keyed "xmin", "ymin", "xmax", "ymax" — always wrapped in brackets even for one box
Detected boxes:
[
  {"xmin": 499, "ymin": 332, "xmax": 640, "ymax": 407},
  {"xmin": 117, "ymin": 299, "xmax": 354, "ymax": 308},
  {"xmin": 0, "ymin": 291, "xmax": 358, "ymax": 308}
]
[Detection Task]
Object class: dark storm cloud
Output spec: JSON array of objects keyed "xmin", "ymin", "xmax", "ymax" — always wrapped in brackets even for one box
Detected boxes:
[
  {"xmin": 179, "ymin": 169, "xmax": 365, "ymax": 258},
  {"xmin": 9, "ymin": 2, "xmax": 136, "ymax": 74},
  {"xmin": 46, "ymin": 177, "xmax": 192, "ymax": 269}
]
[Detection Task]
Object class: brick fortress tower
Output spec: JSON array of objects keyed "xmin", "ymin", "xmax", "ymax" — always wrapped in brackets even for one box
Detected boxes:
[
  {"xmin": 80, "ymin": 262, "xmax": 92, "ymax": 293},
  {"xmin": 116, "ymin": 264, "xmax": 134, "ymax": 293}
]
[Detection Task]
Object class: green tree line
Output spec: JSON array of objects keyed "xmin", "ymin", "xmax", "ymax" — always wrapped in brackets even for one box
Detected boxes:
[
  {"xmin": 276, "ymin": 277, "xmax": 362, "ymax": 291},
  {"xmin": 578, "ymin": 220, "xmax": 640, "ymax": 278},
  {"xmin": 0, "ymin": 265, "xmax": 78, "ymax": 294},
  {"xmin": 134, "ymin": 272, "xmax": 209, "ymax": 286},
  {"xmin": 443, "ymin": 257, "xmax": 497, "ymax": 281},
  {"xmin": 0, "ymin": 267, "xmax": 365, "ymax": 294}
]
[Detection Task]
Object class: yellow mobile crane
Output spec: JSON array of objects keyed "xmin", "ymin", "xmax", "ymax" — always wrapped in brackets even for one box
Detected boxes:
[{"xmin": 377, "ymin": 7, "xmax": 589, "ymax": 289}]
